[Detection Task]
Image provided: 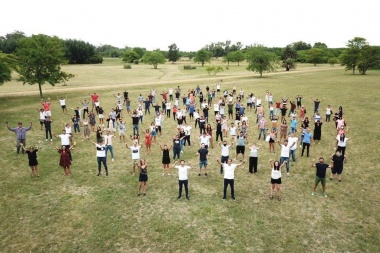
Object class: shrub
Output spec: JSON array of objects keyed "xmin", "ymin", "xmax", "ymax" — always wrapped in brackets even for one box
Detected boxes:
[
  {"xmin": 88, "ymin": 54, "xmax": 103, "ymax": 64},
  {"xmin": 123, "ymin": 64, "xmax": 132, "ymax": 69},
  {"xmin": 183, "ymin": 65, "xmax": 196, "ymax": 70},
  {"xmin": 134, "ymin": 60, "xmax": 139, "ymax": 65}
]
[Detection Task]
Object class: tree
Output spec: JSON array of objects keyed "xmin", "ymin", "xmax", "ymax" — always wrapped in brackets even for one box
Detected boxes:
[
  {"xmin": 281, "ymin": 45, "xmax": 297, "ymax": 71},
  {"xmin": 306, "ymin": 48, "xmax": 325, "ymax": 66},
  {"xmin": 0, "ymin": 31, "xmax": 26, "ymax": 54},
  {"xmin": 194, "ymin": 49, "xmax": 211, "ymax": 66},
  {"xmin": 0, "ymin": 52, "xmax": 18, "ymax": 85},
  {"xmin": 246, "ymin": 46, "xmax": 278, "ymax": 77},
  {"xmin": 205, "ymin": 66, "xmax": 223, "ymax": 75},
  {"xmin": 339, "ymin": 37, "xmax": 368, "ymax": 74},
  {"xmin": 313, "ymin": 42, "xmax": 328, "ymax": 49},
  {"xmin": 357, "ymin": 45, "xmax": 380, "ymax": 74},
  {"xmin": 168, "ymin": 43, "xmax": 180, "ymax": 63},
  {"xmin": 232, "ymin": 51, "xmax": 245, "ymax": 66},
  {"xmin": 122, "ymin": 50, "xmax": 140, "ymax": 63},
  {"xmin": 64, "ymin": 39, "xmax": 102, "ymax": 64},
  {"xmin": 16, "ymin": 34, "xmax": 74, "ymax": 98},
  {"xmin": 142, "ymin": 51, "xmax": 166, "ymax": 69},
  {"xmin": 328, "ymin": 57, "xmax": 339, "ymax": 66},
  {"xmin": 132, "ymin": 47, "xmax": 146, "ymax": 58},
  {"xmin": 292, "ymin": 41, "xmax": 311, "ymax": 51},
  {"xmin": 224, "ymin": 52, "xmax": 234, "ymax": 66}
]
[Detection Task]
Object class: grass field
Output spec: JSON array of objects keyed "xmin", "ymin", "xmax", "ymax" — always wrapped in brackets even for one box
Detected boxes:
[{"xmin": 1, "ymin": 59, "xmax": 379, "ymax": 253}]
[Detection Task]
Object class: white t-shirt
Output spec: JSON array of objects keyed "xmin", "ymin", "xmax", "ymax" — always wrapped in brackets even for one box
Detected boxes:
[
  {"xmin": 229, "ymin": 126, "xmax": 237, "ymax": 136},
  {"xmin": 176, "ymin": 165, "xmax": 191, "ymax": 180},
  {"xmin": 213, "ymin": 104, "xmax": 220, "ymax": 111},
  {"xmin": 249, "ymin": 147, "xmax": 258, "ymax": 157},
  {"xmin": 271, "ymin": 168, "xmax": 281, "ymax": 179},
  {"xmin": 280, "ymin": 144, "xmax": 290, "ymax": 158},
  {"xmin": 96, "ymin": 144, "xmax": 106, "ymax": 157},
  {"xmin": 130, "ymin": 146, "xmax": 141, "ymax": 159},
  {"xmin": 155, "ymin": 117, "xmax": 161, "ymax": 126},
  {"xmin": 199, "ymin": 135, "xmax": 210, "ymax": 146},
  {"xmin": 288, "ymin": 137, "xmax": 298, "ymax": 151},
  {"xmin": 59, "ymin": 99, "xmax": 66, "ymax": 106},
  {"xmin": 183, "ymin": 126, "xmax": 192, "ymax": 136},
  {"xmin": 59, "ymin": 134, "xmax": 70, "ymax": 145},
  {"xmin": 39, "ymin": 111, "xmax": 47, "ymax": 120},
  {"xmin": 223, "ymin": 164, "xmax": 238, "ymax": 179},
  {"xmin": 336, "ymin": 135, "xmax": 348, "ymax": 147},
  {"xmin": 221, "ymin": 145, "xmax": 231, "ymax": 156}
]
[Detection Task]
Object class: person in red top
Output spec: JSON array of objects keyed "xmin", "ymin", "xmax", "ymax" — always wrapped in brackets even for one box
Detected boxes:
[
  {"xmin": 160, "ymin": 91, "xmax": 168, "ymax": 101},
  {"xmin": 41, "ymin": 98, "xmax": 52, "ymax": 117},
  {"xmin": 142, "ymin": 129, "xmax": 152, "ymax": 154},
  {"xmin": 89, "ymin": 93, "xmax": 99, "ymax": 110}
]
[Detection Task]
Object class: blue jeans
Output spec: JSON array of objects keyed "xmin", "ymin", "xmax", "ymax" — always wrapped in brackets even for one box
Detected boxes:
[
  {"xmin": 105, "ymin": 145, "xmax": 114, "ymax": 159},
  {"xmin": 133, "ymin": 124, "xmax": 139, "ymax": 135},
  {"xmin": 289, "ymin": 149, "xmax": 297, "ymax": 162},
  {"xmin": 258, "ymin": 128, "xmax": 266, "ymax": 140},
  {"xmin": 280, "ymin": 156, "xmax": 290, "ymax": 173},
  {"xmin": 180, "ymin": 139, "xmax": 185, "ymax": 151}
]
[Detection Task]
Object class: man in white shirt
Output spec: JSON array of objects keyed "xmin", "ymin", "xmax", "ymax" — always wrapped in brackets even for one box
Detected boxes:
[
  {"xmin": 89, "ymin": 137, "xmax": 108, "ymax": 176},
  {"xmin": 126, "ymin": 141, "xmax": 141, "ymax": 175},
  {"xmin": 288, "ymin": 132, "xmax": 299, "ymax": 162},
  {"xmin": 278, "ymin": 139, "xmax": 295, "ymax": 175},
  {"xmin": 171, "ymin": 160, "xmax": 192, "ymax": 200},
  {"xmin": 216, "ymin": 158, "xmax": 245, "ymax": 200},
  {"xmin": 219, "ymin": 141, "xmax": 233, "ymax": 174},
  {"xmin": 199, "ymin": 132, "xmax": 211, "ymax": 149}
]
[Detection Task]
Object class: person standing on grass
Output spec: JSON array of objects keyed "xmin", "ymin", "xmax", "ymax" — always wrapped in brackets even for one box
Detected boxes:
[
  {"xmin": 295, "ymin": 95, "xmax": 303, "ymax": 108},
  {"xmin": 219, "ymin": 140, "xmax": 233, "ymax": 174},
  {"xmin": 216, "ymin": 158, "xmax": 246, "ymax": 201},
  {"xmin": 88, "ymin": 137, "xmax": 108, "ymax": 176},
  {"xmin": 88, "ymin": 112, "xmax": 96, "ymax": 131},
  {"xmin": 257, "ymin": 117, "xmax": 267, "ymax": 140},
  {"xmin": 235, "ymin": 131, "xmax": 246, "ymax": 161},
  {"xmin": 20, "ymin": 143, "xmax": 40, "ymax": 177},
  {"xmin": 248, "ymin": 143, "xmax": 260, "ymax": 173},
  {"xmin": 278, "ymin": 139, "xmax": 295, "ymax": 176},
  {"xmin": 6, "ymin": 121, "xmax": 32, "ymax": 154},
  {"xmin": 311, "ymin": 97, "xmax": 325, "ymax": 113},
  {"xmin": 80, "ymin": 99, "xmax": 90, "ymax": 119},
  {"xmin": 172, "ymin": 160, "xmax": 192, "ymax": 200},
  {"xmin": 58, "ymin": 96, "xmax": 68, "ymax": 114},
  {"xmin": 142, "ymin": 128, "xmax": 152, "ymax": 154},
  {"xmin": 313, "ymin": 120, "xmax": 323, "ymax": 144},
  {"xmin": 325, "ymin": 105, "xmax": 332, "ymax": 122},
  {"xmin": 104, "ymin": 130, "xmax": 115, "ymax": 161},
  {"xmin": 44, "ymin": 116, "xmax": 53, "ymax": 141},
  {"xmin": 89, "ymin": 93, "xmax": 100, "ymax": 111},
  {"xmin": 311, "ymin": 157, "xmax": 331, "ymax": 197},
  {"xmin": 330, "ymin": 150, "xmax": 345, "ymax": 182},
  {"xmin": 197, "ymin": 143, "xmax": 210, "ymax": 176},
  {"xmin": 37, "ymin": 108, "xmax": 46, "ymax": 131},
  {"xmin": 269, "ymin": 159, "xmax": 287, "ymax": 201},
  {"xmin": 288, "ymin": 132, "xmax": 299, "ymax": 162},
  {"xmin": 126, "ymin": 141, "xmax": 141, "ymax": 175},
  {"xmin": 301, "ymin": 128, "xmax": 313, "ymax": 157},
  {"xmin": 51, "ymin": 142, "xmax": 76, "ymax": 176},
  {"xmin": 41, "ymin": 98, "xmax": 52, "ymax": 117},
  {"xmin": 336, "ymin": 133, "xmax": 350, "ymax": 161},
  {"xmin": 160, "ymin": 144, "xmax": 172, "ymax": 175},
  {"xmin": 137, "ymin": 159, "xmax": 148, "ymax": 196}
]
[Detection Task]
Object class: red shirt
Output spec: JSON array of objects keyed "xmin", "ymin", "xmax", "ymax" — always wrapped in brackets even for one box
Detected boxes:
[
  {"xmin": 91, "ymin": 94, "xmax": 99, "ymax": 102},
  {"xmin": 42, "ymin": 102, "xmax": 50, "ymax": 111}
]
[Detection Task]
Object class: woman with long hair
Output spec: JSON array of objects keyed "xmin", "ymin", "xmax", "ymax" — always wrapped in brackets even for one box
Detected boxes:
[
  {"xmin": 160, "ymin": 144, "xmax": 172, "ymax": 175},
  {"xmin": 51, "ymin": 142, "xmax": 76, "ymax": 176},
  {"xmin": 142, "ymin": 129, "xmax": 152, "ymax": 154},
  {"xmin": 269, "ymin": 159, "xmax": 286, "ymax": 201},
  {"xmin": 279, "ymin": 119, "xmax": 288, "ymax": 143},
  {"xmin": 206, "ymin": 123, "xmax": 214, "ymax": 149},
  {"xmin": 268, "ymin": 128, "xmax": 276, "ymax": 153},
  {"xmin": 137, "ymin": 159, "xmax": 148, "ymax": 196},
  {"xmin": 21, "ymin": 143, "xmax": 40, "ymax": 177}
]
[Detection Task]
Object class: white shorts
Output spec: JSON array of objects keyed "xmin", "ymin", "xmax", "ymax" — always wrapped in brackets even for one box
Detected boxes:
[{"xmin": 99, "ymin": 114, "xmax": 104, "ymax": 119}]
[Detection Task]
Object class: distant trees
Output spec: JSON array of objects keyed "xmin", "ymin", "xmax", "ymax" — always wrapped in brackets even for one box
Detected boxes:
[
  {"xmin": 281, "ymin": 45, "xmax": 297, "ymax": 71},
  {"xmin": 142, "ymin": 50, "xmax": 166, "ymax": 69},
  {"xmin": 0, "ymin": 31, "xmax": 26, "ymax": 54},
  {"xmin": 292, "ymin": 41, "xmax": 312, "ymax": 51},
  {"xmin": 339, "ymin": 37, "xmax": 380, "ymax": 75},
  {"xmin": 203, "ymin": 41, "xmax": 243, "ymax": 57},
  {"xmin": 246, "ymin": 46, "xmax": 278, "ymax": 77},
  {"xmin": 168, "ymin": 43, "xmax": 180, "ymax": 63},
  {"xmin": 306, "ymin": 48, "xmax": 325, "ymax": 66},
  {"xmin": 64, "ymin": 39, "xmax": 103, "ymax": 64},
  {"xmin": 224, "ymin": 50, "xmax": 245, "ymax": 66},
  {"xmin": 16, "ymin": 34, "xmax": 74, "ymax": 98},
  {"xmin": 122, "ymin": 50, "xmax": 140, "ymax": 63},
  {"xmin": 96, "ymin": 44, "xmax": 123, "ymax": 58},
  {"xmin": 205, "ymin": 66, "xmax": 223, "ymax": 75},
  {"xmin": 0, "ymin": 52, "xmax": 18, "ymax": 85},
  {"xmin": 194, "ymin": 49, "xmax": 212, "ymax": 66}
]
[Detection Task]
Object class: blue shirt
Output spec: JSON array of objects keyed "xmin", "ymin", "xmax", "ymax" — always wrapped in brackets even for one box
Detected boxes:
[{"xmin": 303, "ymin": 132, "xmax": 313, "ymax": 143}]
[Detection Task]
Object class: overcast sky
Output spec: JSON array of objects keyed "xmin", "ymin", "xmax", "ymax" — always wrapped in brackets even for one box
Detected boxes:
[{"xmin": 1, "ymin": 0, "xmax": 378, "ymax": 51}]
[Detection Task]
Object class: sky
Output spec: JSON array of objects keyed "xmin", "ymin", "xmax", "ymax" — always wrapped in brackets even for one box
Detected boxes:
[{"xmin": 1, "ymin": 0, "xmax": 379, "ymax": 51}]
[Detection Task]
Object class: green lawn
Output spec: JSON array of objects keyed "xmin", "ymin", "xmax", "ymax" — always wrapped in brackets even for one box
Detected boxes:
[{"xmin": 0, "ymin": 62, "xmax": 379, "ymax": 253}]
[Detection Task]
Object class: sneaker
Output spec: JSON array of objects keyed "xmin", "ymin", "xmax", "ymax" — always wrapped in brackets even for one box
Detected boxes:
[
  {"xmin": 181, "ymin": 151, "xmax": 183, "ymax": 153},
  {"xmin": 311, "ymin": 192, "xmax": 316, "ymax": 196},
  {"xmin": 177, "ymin": 196, "xmax": 182, "ymax": 200},
  {"xmin": 198, "ymin": 173, "xmax": 201, "ymax": 176},
  {"xmin": 50, "ymin": 139, "xmax": 53, "ymax": 142},
  {"xmin": 222, "ymin": 197, "xmax": 227, "ymax": 200},
  {"xmin": 106, "ymin": 173, "xmax": 109, "ymax": 176},
  {"xmin": 168, "ymin": 173, "xmax": 171, "ymax": 176},
  {"xmin": 97, "ymin": 173, "xmax": 101, "ymax": 176},
  {"xmin": 186, "ymin": 197, "xmax": 190, "ymax": 201},
  {"xmin": 161, "ymin": 173, "xmax": 165, "ymax": 176},
  {"xmin": 205, "ymin": 173, "xmax": 208, "ymax": 176},
  {"xmin": 45, "ymin": 139, "xmax": 48, "ymax": 141},
  {"xmin": 232, "ymin": 198, "xmax": 236, "ymax": 201},
  {"xmin": 112, "ymin": 158, "xmax": 114, "ymax": 162},
  {"xmin": 137, "ymin": 193, "xmax": 140, "ymax": 196},
  {"xmin": 322, "ymin": 193, "xmax": 328, "ymax": 197},
  {"xmin": 287, "ymin": 172, "xmax": 290, "ymax": 176}
]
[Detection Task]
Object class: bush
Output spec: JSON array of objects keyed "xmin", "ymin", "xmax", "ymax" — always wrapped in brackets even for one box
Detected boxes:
[
  {"xmin": 134, "ymin": 60, "xmax": 139, "ymax": 65},
  {"xmin": 88, "ymin": 54, "xmax": 103, "ymax": 64},
  {"xmin": 123, "ymin": 64, "xmax": 132, "ymax": 69},
  {"xmin": 183, "ymin": 65, "xmax": 196, "ymax": 70}
]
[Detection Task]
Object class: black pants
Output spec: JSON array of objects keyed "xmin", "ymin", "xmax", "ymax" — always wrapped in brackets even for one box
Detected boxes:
[
  {"xmin": 223, "ymin": 179, "xmax": 235, "ymax": 199},
  {"xmin": 195, "ymin": 118, "xmax": 199, "ymax": 128},
  {"xmin": 178, "ymin": 180, "xmax": 189, "ymax": 198},
  {"xmin": 220, "ymin": 156, "xmax": 229, "ymax": 174},
  {"xmin": 216, "ymin": 131, "xmax": 223, "ymax": 141},
  {"xmin": 301, "ymin": 143, "xmax": 310, "ymax": 157},
  {"xmin": 249, "ymin": 157, "xmax": 258, "ymax": 173},
  {"xmin": 97, "ymin": 156, "xmax": 108, "ymax": 173},
  {"xmin": 166, "ymin": 109, "xmax": 171, "ymax": 117},
  {"xmin": 337, "ymin": 146, "xmax": 346, "ymax": 157},
  {"xmin": 45, "ymin": 128, "xmax": 52, "ymax": 139},
  {"xmin": 184, "ymin": 135, "xmax": 191, "ymax": 146}
]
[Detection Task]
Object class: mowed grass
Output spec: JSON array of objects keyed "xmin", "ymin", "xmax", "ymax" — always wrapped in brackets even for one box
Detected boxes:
[{"xmin": 0, "ymin": 62, "xmax": 379, "ymax": 253}]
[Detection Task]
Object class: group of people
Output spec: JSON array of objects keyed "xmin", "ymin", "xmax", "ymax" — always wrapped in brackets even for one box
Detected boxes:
[{"xmin": 6, "ymin": 84, "xmax": 350, "ymax": 200}]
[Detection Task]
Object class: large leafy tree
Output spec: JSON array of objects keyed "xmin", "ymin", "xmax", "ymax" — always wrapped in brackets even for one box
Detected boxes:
[
  {"xmin": 0, "ymin": 52, "xmax": 18, "ymax": 84},
  {"xmin": 194, "ymin": 49, "xmax": 211, "ymax": 66},
  {"xmin": 122, "ymin": 50, "xmax": 140, "ymax": 63},
  {"xmin": 357, "ymin": 45, "xmax": 380, "ymax": 74},
  {"xmin": 0, "ymin": 31, "xmax": 26, "ymax": 54},
  {"xmin": 168, "ymin": 43, "xmax": 180, "ymax": 63},
  {"xmin": 306, "ymin": 48, "xmax": 325, "ymax": 66},
  {"xmin": 142, "ymin": 50, "xmax": 166, "ymax": 69},
  {"xmin": 339, "ymin": 37, "xmax": 371, "ymax": 74},
  {"xmin": 16, "ymin": 34, "xmax": 74, "ymax": 98},
  {"xmin": 132, "ymin": 47, "xmax": 146, "ymax": 58},
  {"xmin": 246, "ymin": 46, "xmax": 278, "ymax": 77},
  {"xmin": 232, "ymin": 51, "xmax": 245, "ymax": 66},
  {"xmin": 292, "ymin": 41, "xmax": 311, "ymax": 51},
  {"xmin": 281, "ymin": 45, "xmax": 297, "ymax": 71}
]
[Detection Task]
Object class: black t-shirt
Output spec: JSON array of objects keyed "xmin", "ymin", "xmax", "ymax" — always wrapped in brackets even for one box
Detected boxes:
[
  {"xmin": 332, "ymin": 155, "xmax": 344, "ymax": 169},
  {"xmin": 173, "ymin": 139, "xmax": 180, "ymax": 149},
  {"xmin": 280, "ymin": 107, "xmax": 287, "ymax": 116},
  {"xmin": 132, "ymin": 116, "xmax": 139, "ymax": 124},
  {"xmin": 198, "ymin": 148, "xmax": 208, "ymax": 161},
  {"xmin": 315, "ymin": 163, "xmax": 329, "ymax": 178}
]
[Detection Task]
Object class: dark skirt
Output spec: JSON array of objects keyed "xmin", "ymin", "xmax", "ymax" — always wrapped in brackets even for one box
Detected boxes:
[{"xmin": 139, "ymin": 174, "xmax": 148, "ymax": 182}]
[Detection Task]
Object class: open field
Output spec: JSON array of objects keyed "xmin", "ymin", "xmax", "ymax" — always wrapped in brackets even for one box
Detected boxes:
[{"xmin": 1, "ymin": 60, "xmax": 379, "ymax": 253}]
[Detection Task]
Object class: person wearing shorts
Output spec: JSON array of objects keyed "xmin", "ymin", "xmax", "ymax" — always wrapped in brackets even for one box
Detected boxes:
[
  {"xmin": 37, "ymin": 108, "xmax": 46, "ymax": 130},
  {"xmin": 235, "ymin": 132, "xmax": 245, "ymax": 161},
  {"xmin": 197, "ymin": 143, "xmax": 209, "ymax": 176},
  {"xmin": 311, "ymin": 157, "xmax": 331, "ymax": 197},
  {"xmin": 126, "ymin": 141, "xmax": 141, "ymax": 175},
  {"xmin": 269, "ymin": 159, "xmax": 286, "ymax": 201}
]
